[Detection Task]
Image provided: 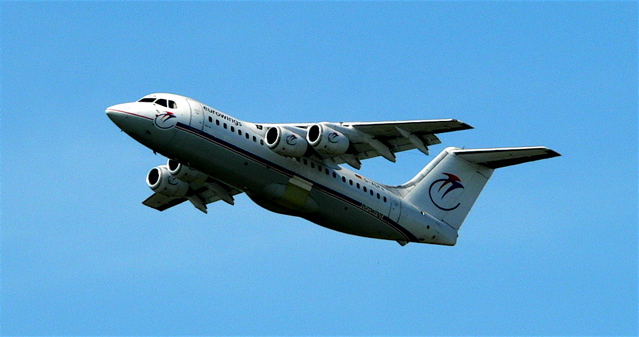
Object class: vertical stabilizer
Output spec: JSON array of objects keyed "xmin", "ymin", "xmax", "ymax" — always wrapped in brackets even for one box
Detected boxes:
[{"xmin": 398, "ymin": 146, "xmax": 560, "ymax": 230}]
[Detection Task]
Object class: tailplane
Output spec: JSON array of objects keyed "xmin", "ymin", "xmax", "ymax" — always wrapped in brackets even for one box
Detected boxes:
[{"xmin": 398, "ymin": 147, "xmax": 560, "ymax": 230}]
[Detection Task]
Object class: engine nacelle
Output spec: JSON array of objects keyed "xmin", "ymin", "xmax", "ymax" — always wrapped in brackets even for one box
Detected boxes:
[
  {"xmin": 306, "ymin": 124, "xmax": 350, "ymax": 155},
  {"xmin": 265, "ymin": 126, "xmax": 308, "ymax": 157},
  {"xmin": 167, "ymin": 159, "xmax": 208, "ymax": 183},
  {"xmin": 146, "ymin": 165, "xmax": 189, "ymax": 197}
]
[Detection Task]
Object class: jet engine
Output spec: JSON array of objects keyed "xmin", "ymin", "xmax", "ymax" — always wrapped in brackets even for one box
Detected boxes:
[
  {"xmin": 167, "ymin": 159, "xmax": 208, "ymax": 183},
  {"xmin": 306, "ymin": 124, "xmax": 349, "ymax": 155},
  {"xmin": 146, "ymin": 164, "xmax": 189, "ymax": 197},
  {"xmin": 265, "ymin": 126, "xmax": 308, "ymax": 157}
]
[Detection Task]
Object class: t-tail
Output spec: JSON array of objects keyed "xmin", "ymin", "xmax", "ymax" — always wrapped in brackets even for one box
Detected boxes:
[{"xmin": 398, "ymin": 146, "xmax": 560, "ymax": 233}]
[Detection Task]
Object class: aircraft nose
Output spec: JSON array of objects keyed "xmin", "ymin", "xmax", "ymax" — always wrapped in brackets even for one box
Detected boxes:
[{"xmin": 105, "ymin": 103, "xmax": 131, "ymax": 126}]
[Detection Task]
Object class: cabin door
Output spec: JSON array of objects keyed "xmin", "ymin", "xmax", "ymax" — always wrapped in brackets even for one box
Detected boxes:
[
  {"xmin": 388, "ymin": 196, "xmax": 402, "ymax": 222},
  {"xmin": 186, "ymin": 99, "xmax": 204, "ymax": 130}
]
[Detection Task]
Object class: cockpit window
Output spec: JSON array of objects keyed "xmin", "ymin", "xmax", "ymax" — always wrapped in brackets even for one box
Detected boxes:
[{"xmin": 137, "ymin": 97, "xmax": 178, "ymax": 109}]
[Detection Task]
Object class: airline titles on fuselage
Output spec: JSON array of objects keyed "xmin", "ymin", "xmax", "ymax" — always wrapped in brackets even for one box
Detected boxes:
[
  {"xmin": 203, "ymin": 105, "xmax": 242, "ymax": 127},
  {"xmin": 360, "ymin": 203, "xmax": 385, "ymax": 220}
]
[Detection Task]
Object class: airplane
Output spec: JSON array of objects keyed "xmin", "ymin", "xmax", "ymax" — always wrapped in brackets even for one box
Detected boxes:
[{"xmin": 106, "ymin": 93, "xmax": 559, "ymax": 246}]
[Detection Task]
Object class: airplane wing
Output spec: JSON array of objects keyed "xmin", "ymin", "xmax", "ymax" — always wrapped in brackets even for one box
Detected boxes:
[
  {"xmin": 257, "ymin": 119, "xmax": 472, "ymax": 168},
  {"xmin": 339, "ymin": 119, "xmax": 472, "ymax": 160},
  {"xmin": 143, "ymin": 179, "xmax": 243, "ymax": 213}
]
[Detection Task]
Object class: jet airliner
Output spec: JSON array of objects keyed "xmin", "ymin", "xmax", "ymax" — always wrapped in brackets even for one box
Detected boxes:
[{"xmin": 106, "ymin": 93, "xmax": 559, "ymax": 246}]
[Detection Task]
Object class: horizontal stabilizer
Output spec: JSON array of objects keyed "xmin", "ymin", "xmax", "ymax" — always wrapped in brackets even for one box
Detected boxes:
[
  {"xmin": 451, "ymin": 147, "xmax": 560, "ymax": 169},
  {"xmin": 399, "ymin": 146, "xmax": 560, "ymax": 232}
]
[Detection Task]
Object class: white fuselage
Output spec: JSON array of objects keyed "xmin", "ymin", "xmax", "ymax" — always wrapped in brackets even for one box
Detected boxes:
[{"xmin": 106, "ymin": 94, "xmax": 458, "ymax": 245}]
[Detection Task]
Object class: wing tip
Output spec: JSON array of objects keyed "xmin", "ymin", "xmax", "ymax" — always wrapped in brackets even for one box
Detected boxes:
[
  {"xmin": 447, "ymin": 119, "xmax": 474, "ymax": 131},
  {"xmin": 459, "ymin": 120, "xmax": 474, "ymax": 130}
]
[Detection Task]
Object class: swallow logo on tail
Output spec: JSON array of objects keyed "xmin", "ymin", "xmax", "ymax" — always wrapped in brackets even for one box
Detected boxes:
[{"xmin": 429, "ymin": 173, "xmax": 464, "ymax": 211}]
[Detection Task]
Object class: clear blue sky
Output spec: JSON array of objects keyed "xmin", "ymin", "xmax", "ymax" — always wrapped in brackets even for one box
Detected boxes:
[{"xmin": 1, "ymin": 1, "xmax": 637, "ymax": 335}]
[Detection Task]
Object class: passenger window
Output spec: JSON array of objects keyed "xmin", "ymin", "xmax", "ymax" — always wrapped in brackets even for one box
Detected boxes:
[
  {"xmin": 168, "ymin": 100, "xmax": 178, "ymax": 109},
  {"xmin": 155, "ymin": 99, "xmax": 168, "ymax": 107}
]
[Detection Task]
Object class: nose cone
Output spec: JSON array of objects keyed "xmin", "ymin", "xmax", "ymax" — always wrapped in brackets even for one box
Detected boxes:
[
  {"xmin": 105, "ymin": 101, "xmax": 176, "ymax": 150},
  {"xmin": 105, "ymin": 103, "xmax": 131, "ymax": 127}
]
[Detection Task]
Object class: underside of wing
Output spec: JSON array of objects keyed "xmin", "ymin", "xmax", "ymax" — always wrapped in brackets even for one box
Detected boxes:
[
  {"xmin": 349, "ymin": 119, "xmax": 473, "ymax": 136},
  {"xmin": 143, "ymin": 193, "xmax": 187, "ymax": 211},
  {"xmin": 345, "ymin": 119, "xmax": 472, "ymax": 160},
  {"xmin": 143, "ymin": 179, "xmax": 243, "ymax": 213},
  {"xmin": 255, "ymin": 119, "xmax": 471, "ymax": 168},
  {"xmin": 256, "ymin": 119, "xmax": 472, "ymax": 169}
]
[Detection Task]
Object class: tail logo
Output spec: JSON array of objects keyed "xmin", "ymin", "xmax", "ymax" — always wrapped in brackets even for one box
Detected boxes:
[{"xmin": 429, "ymin": 173, "xmax": 464, "ymax": 211}]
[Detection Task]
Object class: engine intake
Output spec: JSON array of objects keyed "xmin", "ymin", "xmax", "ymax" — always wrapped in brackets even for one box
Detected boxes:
[
  {"xmin": 265, "ymin": 126, "xmax": 308, "ymax": 157},
  {"xmin": 147, "ymin": 165, "xmax": 189, "ymax": 197},
  {"xmin": 306, "ymin": 124, "xmax": 349, "ymax": 155}
]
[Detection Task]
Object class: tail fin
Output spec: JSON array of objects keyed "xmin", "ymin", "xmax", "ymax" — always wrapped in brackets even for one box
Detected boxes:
[{"xmin": 399, "ymin": 147, "xmax": 560, "ymax": 230}]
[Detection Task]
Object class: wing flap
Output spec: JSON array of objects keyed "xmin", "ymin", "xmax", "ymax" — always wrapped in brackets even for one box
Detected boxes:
[
  {"xmin": 142, "ymin": 179, "xmax": 243, "ymax": 212},
  {"xmin": 143, "ymin": 193, "xmax": 187, "ymax": 211}
]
